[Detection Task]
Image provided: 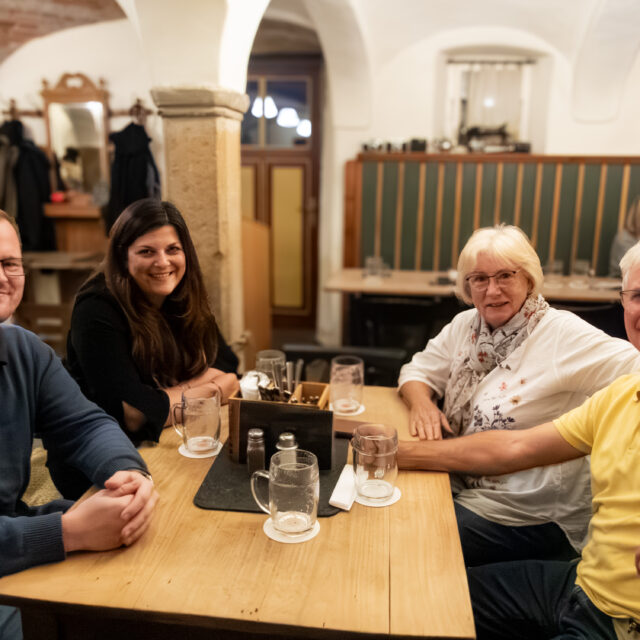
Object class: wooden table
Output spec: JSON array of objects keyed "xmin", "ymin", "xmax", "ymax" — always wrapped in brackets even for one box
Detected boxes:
[
  {"xmin": 0, "ymin": 387, "xmax": 475, "ymax": 640},
  {"xmin": 325, "ymin": 268, "xmax": 622, "ymax": 303}
]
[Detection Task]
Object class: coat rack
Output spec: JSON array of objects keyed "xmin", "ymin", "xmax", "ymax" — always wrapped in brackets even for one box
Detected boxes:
[
  {"xmin": 1, "ymin": 98, "xmax": 43, "ymax": 120},
  {"xmin": 109, "ymin": 98, "xmax": 155, "ymax": 125}
]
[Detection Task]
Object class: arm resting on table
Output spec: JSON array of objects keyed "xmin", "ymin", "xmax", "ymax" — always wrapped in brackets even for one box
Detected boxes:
[{"xmin": 398, "ymin": 422, "xmax": 585, "ymax": 475}]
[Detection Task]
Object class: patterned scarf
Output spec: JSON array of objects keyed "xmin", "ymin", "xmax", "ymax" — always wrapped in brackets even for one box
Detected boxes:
[{"xmin": 443, "ymin": 294, "xmax": 549, "ymax": 436}]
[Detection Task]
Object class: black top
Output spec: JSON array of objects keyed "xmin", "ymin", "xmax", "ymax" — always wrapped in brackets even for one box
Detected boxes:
[{"xmin": 65, "ymin": 273, "xmax": 238, "ymax": 446}]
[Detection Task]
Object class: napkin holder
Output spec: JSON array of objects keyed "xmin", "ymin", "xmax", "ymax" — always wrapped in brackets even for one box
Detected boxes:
[{"xmin": 228, "ymin": 382, "xmax": 333, "ymax": 470}]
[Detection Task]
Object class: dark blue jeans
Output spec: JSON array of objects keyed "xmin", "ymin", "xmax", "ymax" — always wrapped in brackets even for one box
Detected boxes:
[
  {"xmin": 455, "ymin": 502, "xmax": 578, "ymax": 567},
  {"xmin": 0, "ymin": 606, "xmax": 22, "ymax": 640},
  {"xmin": 468, "ymin": 560, "xmax": 617, "ymax": 639}
]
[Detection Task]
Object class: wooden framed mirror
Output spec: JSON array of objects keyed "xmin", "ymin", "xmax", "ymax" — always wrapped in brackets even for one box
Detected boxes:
[{"xmin": 41, "ymin": 73, "xmax": 110, "ymax": 196}]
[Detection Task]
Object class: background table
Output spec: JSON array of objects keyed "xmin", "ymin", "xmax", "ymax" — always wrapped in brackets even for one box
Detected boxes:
[
  {"xmin": 0, "ymin": 387, "xmax": 475, "ymax": 640},
  {"xmin": 325, "ymin": 268, "xmax": 625, "ymax": 352}
]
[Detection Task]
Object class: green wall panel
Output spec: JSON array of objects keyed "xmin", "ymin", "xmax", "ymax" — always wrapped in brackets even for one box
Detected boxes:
[
  {"xmin": 597, "ymin": 164, "xmax": 623, "ymax": 275},
  {"xmin": 400, "ymin": 162, "xmax": 421, "ymax": 269},
  {"xmin": 360, "ymin": 162, "xmax": 378, "ymax": 263},
  {"xmin": 554, "ymin": 164, "xmax": 578, "ymax": 273},
  {"xmin": 379, "ymin": 162, "xmax": 398, "ymax": 267},
  {"xmin": 480, "ymin": 163, "xmax": 496, "ymax": 227},
  {"xmin": 535, "ymin": 164, "xmax": 556, "ymax": 268},
  {"xmin": 458, "ymin": 164, "xmax": 477, "ymax": 255},
  {"xmin": 420, "ymin": 163, "xmax": 438, "ymax": 270},
  {"xmin": 439, "ymin": 163, "xmax": 457, "ymax": 270}
]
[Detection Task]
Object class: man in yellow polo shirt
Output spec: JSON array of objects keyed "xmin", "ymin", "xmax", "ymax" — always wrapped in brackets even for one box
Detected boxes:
[{"xmin": 398, "ymin": 244, "xmax": 640, "ymax": 639}]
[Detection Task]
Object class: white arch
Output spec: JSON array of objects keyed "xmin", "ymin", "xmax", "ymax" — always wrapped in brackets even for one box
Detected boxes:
[{"xmin": 572, "ymin": 0, "xmax": 640, "ymax": 122}]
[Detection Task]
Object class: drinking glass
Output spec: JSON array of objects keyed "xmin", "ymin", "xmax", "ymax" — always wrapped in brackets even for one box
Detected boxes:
[
  {"xmin": 570, "ymin": 259, "xmax": 591, "ymax": 289},
  {"xmin": 255, "ymin": 349, "xmax": 286, "ymax": 383},
  {"xmin": 251, "ymin": 449, "xmax": 319, "ymax": 537},
  {"xmin": 351, "ymin": 423, "xmax": 398, "ymax": 501},
  {"xmin": 543, "ymin": 259, "xmax": 564, "ymax": 288},
  {"xmin": 330, "ymin": 355, "xmax": 364, "ymax": 414},
  {"xmin": 172, "ymin": 386, "xmax": 221, "ymax": 454}
]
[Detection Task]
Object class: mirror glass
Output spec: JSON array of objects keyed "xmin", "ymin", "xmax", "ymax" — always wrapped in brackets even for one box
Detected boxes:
[
  {"xmin": 48, "ymin": 101, "xmax": 105, "ymax": 194},
  {"xmin": 41, "ymin": 73, "xmax": 110, "ymax": 199}
]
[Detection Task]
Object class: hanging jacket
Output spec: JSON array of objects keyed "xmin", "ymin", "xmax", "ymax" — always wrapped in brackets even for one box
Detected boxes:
[
  {"xmin": 103, "ymin": 123, "xmax": 161, "ymax": 233},
  {"xmin": 0, "ymin": 120, "xmax": 55, "ymax": 251}
]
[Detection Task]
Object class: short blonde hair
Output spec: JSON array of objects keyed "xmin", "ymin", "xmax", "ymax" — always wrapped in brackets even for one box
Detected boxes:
[
  {"xmin": 619, "ymin": 240, "xmax": 640, "ymax": 288},
  {"xmin": 455, "ymin": 224, "xmax": 543, "ymax": 304}
]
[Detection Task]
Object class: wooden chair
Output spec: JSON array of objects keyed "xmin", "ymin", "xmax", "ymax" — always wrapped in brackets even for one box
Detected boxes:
[{"xmin": 13, "ymin": 303, "xmax": 73, "ymax": 357}]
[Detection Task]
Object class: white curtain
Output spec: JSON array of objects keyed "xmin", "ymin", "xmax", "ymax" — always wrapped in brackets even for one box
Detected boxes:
[{"xmin": 466, "ymin": 65, "xmax": 522, "ymax": 136}]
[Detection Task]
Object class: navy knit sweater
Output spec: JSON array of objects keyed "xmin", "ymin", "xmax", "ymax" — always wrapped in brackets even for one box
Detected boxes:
[{"xmin": 0, "ymin": 324, "xmax": 147, "ymax": 577}]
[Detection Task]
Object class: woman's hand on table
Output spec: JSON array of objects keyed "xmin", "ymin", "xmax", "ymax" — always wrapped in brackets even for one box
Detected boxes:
[
  {"xmin": 409, "ymin": 397, "xmax": 452, "ymax": 440},
  {"xmin": 400, "ymin": 381, "xmax": 452, "ymax": 440}
]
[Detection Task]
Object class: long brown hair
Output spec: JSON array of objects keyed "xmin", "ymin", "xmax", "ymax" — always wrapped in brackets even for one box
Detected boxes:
[{"xmin": 105, "ymin": 199, "xmax": 218, "ymax": 386}]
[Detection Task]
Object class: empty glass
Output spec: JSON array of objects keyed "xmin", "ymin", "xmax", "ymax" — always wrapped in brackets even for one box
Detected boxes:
[
  {"xmin": 330, "ymin": 355, "xmax": 364, "ymax": 415},
  {"xmin": 570, "ymin": 259, "xmax": 591, "ymax": 289},
  {"xmin": 351, "ymin": 423, "xmax": 398, "ymax": 501},
  {"xmin": 251, "ymin": 449, "xmax": 319, "ymax": 537},
  {"xmin": 255, "ymin": 349, "xmax": 286, "ymax": 383},
  {"xmin": 172, "ymin": 386, "xmax": 221, "ymax": 455},
  {"xmin": 543, "ymin": 259, "xmax": 564, "ymax": 288}
]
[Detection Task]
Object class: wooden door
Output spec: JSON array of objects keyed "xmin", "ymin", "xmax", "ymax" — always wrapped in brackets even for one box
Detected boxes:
[{"xmin": 241, "ymin": 55, "xmax": 322, "ymax": 329}]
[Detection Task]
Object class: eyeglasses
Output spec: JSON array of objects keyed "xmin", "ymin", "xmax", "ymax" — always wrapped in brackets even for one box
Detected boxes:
[
  {"xmin": 0, "ymin": 258, "xmax": 26, "ymax": 278},
  {"xmin": 466, "ymin": 269, "xmax": 520, "ymax": 292},
  {"xmin": 620, "ymin": 289, "xmax": 640, "ymax": 309}
]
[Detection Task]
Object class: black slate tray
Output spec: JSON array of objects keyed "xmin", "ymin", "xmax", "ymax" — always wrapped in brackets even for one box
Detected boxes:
[{"xmin": 194, "ymin": 437, "xmax": 349, "ymax": 517}]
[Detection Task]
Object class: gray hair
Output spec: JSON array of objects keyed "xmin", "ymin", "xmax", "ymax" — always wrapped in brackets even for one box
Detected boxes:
[
  {"xmin": 455, "ymin": 224, "xmax": 543, "ymax": 304},
  {"xmin": 619, "ymin": 241, "xmax": 640, "ymax": 288}
]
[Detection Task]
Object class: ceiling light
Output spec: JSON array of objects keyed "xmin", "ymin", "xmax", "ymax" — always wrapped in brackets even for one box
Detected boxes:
[
  {"xmin": 264, "ymin": 96, "xmax": 277, "ymax": 119},
  {"xmin": 250, "ymin": 97, "xmax": 263, "ymax": 118},
  {"xmin": 276, "ymin": 107, "xmax": 299, "ymax": 128},
  {"xmin": 296, "ymin": 119, "xmax": 312, "ymax": 137}
]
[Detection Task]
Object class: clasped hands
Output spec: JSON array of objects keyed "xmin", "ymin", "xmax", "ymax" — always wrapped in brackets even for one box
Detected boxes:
[{"xmin": 61, "ymin": 470, "xmax": 158, "ymax": 553}]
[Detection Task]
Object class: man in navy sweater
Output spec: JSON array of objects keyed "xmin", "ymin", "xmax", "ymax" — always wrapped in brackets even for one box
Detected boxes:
[{"xmin": 0, "ymin": 210, "xmax": 158, "ymax": 636}]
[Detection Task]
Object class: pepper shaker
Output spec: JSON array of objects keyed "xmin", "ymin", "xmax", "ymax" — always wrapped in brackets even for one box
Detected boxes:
[{"xmin": 247, "ymin": 428, "xmax": 266, "ymax": 475}]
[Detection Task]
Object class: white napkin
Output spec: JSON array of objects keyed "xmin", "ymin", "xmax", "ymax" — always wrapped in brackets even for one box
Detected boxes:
[{"xmin": 329, "ymin": 464, "xmax": 357, "ymax": 511}]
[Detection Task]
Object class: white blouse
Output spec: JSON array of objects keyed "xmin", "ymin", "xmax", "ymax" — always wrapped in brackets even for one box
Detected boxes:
[{"xmin": 398, "ymin": 307, "xmax": 640, "ymax": 549}]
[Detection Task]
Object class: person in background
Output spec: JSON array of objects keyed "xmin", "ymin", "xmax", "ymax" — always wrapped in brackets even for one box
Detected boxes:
[
  {"xmin": 398, "ymin": 224, "xmax": 640, "ymax": 567},
  {"xmin": 397, "ymin": 241, "xmax": 640, "ymax": 640},
  {"xmin": 0, "ymin": 209, "xmax": 158, "ymax": 637},
  {"xmin": 609, "ymin": 195, "xmax": 640, "ymax": 278},
  {"xmin": 66, "ymin": 199, "xmax": 239, "ymax": 456}
]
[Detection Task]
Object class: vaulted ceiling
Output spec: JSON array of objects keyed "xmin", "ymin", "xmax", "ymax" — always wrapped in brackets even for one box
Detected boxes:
[{"xmin": 0, "ymin": 0, "xmax": 124, "ymax": 64}]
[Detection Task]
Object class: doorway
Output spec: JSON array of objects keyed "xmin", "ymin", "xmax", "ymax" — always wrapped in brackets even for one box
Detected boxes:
[{"xmin": 241, "ymin": 55, "xmax": 322, "ymax": 330}]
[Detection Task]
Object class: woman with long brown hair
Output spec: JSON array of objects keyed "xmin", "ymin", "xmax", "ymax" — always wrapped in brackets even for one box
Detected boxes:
[{"xmin": 66, "ymin": 198, "xmax": 238, "ymax": 445}]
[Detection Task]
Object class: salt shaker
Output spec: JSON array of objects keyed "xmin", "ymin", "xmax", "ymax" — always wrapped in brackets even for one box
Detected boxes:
[
  {"xmin": 247, "ymin": 428, "xmax": 265, "ymax": 475},
  {"xmin": 276, "ymin": 432, "xmax": 298, "ymax": 465}
]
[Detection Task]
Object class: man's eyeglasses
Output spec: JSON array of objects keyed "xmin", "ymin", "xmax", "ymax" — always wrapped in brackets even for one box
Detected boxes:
[
  {"xmin": 466, "ymin": 269, "xmax": 520, "ymax": 292},
  {"xmin": 620, "ymin": 289, "xmax": 640, "ymax": 309},
  {"xmin": 0, "ymin": 259, "xmax": 26, "ymax": 278}
]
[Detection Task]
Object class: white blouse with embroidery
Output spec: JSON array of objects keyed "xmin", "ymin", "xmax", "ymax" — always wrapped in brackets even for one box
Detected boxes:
[{"xmin": 398, "ymin": 307, "xmax": 640, "ymax": 550}]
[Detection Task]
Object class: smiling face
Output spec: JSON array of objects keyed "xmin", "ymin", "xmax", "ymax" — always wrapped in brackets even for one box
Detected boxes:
[
  {"xmin": 469, "ymin": 252, "xmax": 531, "ymax": 330},
  {"xmin": 623, "ymin": 263, "xmax": 640, "ymax": 350},
  {"xmin": 0, "ymin": 220, "xmax": 24, "ymax": 322},
  {"xmin": 126, "ymin": 225, "xmax": 186, "ymax": 307}
]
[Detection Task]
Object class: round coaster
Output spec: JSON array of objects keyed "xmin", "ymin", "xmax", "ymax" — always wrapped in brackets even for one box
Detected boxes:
[
  {"xmin": 355, "ymin": 486, "xmax": 402, "ymax": 508},
  {"xmin": 178, "ymin": 441, "xmax": 222, "ymax": 459},
  {"xmin": 263, "ymin": 518, "xmax": 320, "ymax": 543},
  {"xmin": 330, "ymin": 403, "xmax": 366, "ymax": 417}
]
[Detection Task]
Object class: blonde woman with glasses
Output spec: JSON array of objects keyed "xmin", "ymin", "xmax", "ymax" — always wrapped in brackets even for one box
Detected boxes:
[{"xmin": 398, "ymin": 224, "xmax": 640, "ymax": 567}]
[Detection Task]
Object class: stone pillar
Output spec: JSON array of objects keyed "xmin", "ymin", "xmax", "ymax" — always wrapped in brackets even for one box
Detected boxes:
[{"xmin": 151, "ymin": 87, "xmax": 249, "ymax": 357}]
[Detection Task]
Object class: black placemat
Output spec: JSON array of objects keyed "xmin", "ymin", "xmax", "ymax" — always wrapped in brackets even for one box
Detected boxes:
[{"xmin": 194, "ymin": 438, "xmax": 349, "ymax": 517}]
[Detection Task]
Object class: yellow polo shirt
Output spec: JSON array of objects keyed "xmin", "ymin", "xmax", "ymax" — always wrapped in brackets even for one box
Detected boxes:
[{"xmin": 554, "ymin": 374, "xmax": 640, "ymax": 621}]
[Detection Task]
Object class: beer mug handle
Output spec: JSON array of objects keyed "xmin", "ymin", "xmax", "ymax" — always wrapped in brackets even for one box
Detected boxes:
[
  {"xmin": 171, "ymin": 403, "xmax": 185, "ymax": 440},
  {"xmin": 250, "ymin": 470, "xmax": 271, "ymax": 515}
]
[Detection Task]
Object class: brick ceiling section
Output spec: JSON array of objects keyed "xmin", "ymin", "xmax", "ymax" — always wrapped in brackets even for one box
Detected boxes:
[{"xmin": 0, "ymin": 0, "xmax": 124, "ymax": 64}]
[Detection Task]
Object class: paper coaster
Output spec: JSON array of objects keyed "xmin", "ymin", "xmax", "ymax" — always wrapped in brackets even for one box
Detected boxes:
[
  {"xmin": 355, "ymin": 486, "xmax": 402, "ymax": 508},
  {"xmin": 330, "ymin": 403, "xmax": 366, "ymax": 417},
  {"xmin": 263, "ymin": 518, "xmax": 320, "ymax": 543},
  {"xmin": 178, "ymin": 441, "xmax": 222, "ymax": 459}
]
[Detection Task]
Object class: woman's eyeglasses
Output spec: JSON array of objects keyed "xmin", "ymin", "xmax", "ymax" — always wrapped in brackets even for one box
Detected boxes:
[
  {"xmin": 620, "ymin": 289, "xmax": 640, "ymax": 309},
  {"xmin": 466, "ymin": 269, "xmax": 520, "ymax": 292},
  {"xmin": 0, "ymin": 259, "xmax": 26, "ymax": 278}
]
